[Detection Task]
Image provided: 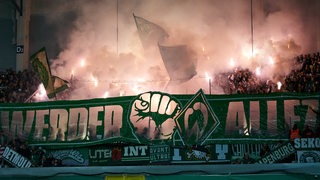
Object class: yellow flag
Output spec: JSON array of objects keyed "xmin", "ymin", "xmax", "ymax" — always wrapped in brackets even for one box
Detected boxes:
[{"xmin": 30, "ymin": 47, "xmax": 69, "ymax": 98}]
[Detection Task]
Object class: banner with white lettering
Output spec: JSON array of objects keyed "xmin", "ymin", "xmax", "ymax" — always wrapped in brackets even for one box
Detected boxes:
[
  {"xmin": 257, "ymin": 142, "xmax": 296, "ymax": 164},
  {"xmin": 2, "ymin": 147, "xmax": 32, "ymax": 168},
  {"xmin": 1, "ymin": 90, "xmax": 318, "ymax": 147},
  {"xmin": 0, "ymin": 90, "xmax": 319, "ymax": 166},
  {"xmin": 294, "ymin": 138, "xmax": 320, "ymax": 150},
  {"xmin": 150, "ymin": 145, "xmax": 170, "ymax": 163}
]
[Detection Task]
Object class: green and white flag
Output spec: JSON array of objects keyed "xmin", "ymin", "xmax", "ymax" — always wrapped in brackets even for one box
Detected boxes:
[
  {"xmin": 133, "ymin": 14, "xmax": 169, "ymax": 49},
  {"xmin": 158, "ymin": 44, "xmax": 197, "ymax": 83},
  {"xmin": 30, "ymin": 47, "xmax": 69, "ymax": 98}
]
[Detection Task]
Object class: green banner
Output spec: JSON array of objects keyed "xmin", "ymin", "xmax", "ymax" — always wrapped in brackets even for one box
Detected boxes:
[{"xmin": 0, "ymin": 90, "xmax": 319, "ymax": 148}]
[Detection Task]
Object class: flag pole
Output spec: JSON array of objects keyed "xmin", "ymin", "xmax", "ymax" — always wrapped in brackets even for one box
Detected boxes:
[
  {"xmin": 162, "ymin": 79, "xmax": 172, "ymax": 93},
  {"xmin": 251, "ymin": 0, "xmax": 254, "ymax": 56},
  {"xmin": 24, "ymin": 89, "xmax": 39, "ymax": 103},
  {"xmin": 117, "ymin": 0, "xmax": 119, "ymax": 56},
  {"xmin": 209, "ymin": 77, "xmax": 212, "ymax": 95}
]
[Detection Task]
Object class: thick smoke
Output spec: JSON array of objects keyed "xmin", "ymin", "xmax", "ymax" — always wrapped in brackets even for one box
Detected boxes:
[{"xmin": 30, "ymin": 0, "xmax": 320, "ymax": 99}]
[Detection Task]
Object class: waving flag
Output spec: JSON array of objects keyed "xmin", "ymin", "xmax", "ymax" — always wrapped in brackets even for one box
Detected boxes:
[
  {"xmin": 51, "ymin": 76, "xmax": 69, "ymax": 94},
  {"xmin": 30, "ymin": 47, "xmax": 69, "ymax": 99},
  {"xmin": 158, "ymin": 44, "xmax": 197, "ymax": 83},
  {"xmin": 133, "ymin": 14, "xmax": 169, "ymax": 48},
  {"xmin": 133, "ymin": 14, "xmax": 197, "ymax": 83}
]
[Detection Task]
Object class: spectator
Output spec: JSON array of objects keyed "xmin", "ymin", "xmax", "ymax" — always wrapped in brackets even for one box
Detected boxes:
[
  {"xmin": 260, "ymin": 143, "xmax": 271, "ymax": 157},
  {"xmin": 241, "ymin": 152, "xmax": 255, "ymax": 164},
  {"xmin": 289, "ymin": 124, "xmax": 301, "ymax": 141}
]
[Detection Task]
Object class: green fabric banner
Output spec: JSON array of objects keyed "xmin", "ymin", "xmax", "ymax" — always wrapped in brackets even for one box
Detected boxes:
[{"xmin": 0, "ymin": 90, "xmax": 319, "ymax": 148}]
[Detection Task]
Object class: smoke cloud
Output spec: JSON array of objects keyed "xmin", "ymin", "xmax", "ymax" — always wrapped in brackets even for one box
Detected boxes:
[{"xmin": 29, "ymin": 0, "xmax": 320, "ymax": 99}]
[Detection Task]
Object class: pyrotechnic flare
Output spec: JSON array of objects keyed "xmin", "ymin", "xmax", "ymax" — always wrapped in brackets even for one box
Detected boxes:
[
  {"xmin": 229, "ymin": 58, "xmax": 236, "ymax": 67},
  {"xmin": 277, "ymin": 81, "xmax": 282, "ymax": 90},
  {"xmin": 255, "ymin": 67, "xmax": 261, "ymax": 76},
  {"xmin": 90, "ymin": 74, "xmax": 98, "ymax": 87},
  {"xmin": 80, "ymin": 58, "xmax": 86, "ymax": 67},
  {"xmin": 268, "ymin": 56, "xmax": 274, "ymax": 65},
  {"xmin": 103, "ymin": 91, "xmax": 109, "ymax": 98}
]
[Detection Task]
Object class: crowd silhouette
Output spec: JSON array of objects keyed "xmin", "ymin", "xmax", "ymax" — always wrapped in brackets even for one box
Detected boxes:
[
  {"xmin": 0, "ymin": 52, "xmax": 319, "ymax": 103},
  {"xmin": 0, "ymin": 131, "xmax": 62, "ymax": 168},
  {"xmin": 0, "ymin": 69, "xmax": 40, "ymax": 103},
  {"xmin": 215, "ymin": 52, "xmax": 320, "ymax": 94}
]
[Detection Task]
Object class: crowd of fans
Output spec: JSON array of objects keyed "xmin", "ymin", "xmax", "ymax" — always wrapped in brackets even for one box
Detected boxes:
[
  {"xmin": 0, "ymin": 69, "xmax": 40, "ymax": 103},
  {"xmin": 0, "ymin": 52, "xmax": 319, "ymax": 103},
  {"xmin": 0, "ymin": 131, "xmax": 62, "ymax": 168},
  {"xmin": 285, "ymin": 52, "xmax": 320, "ymax": 93},
  {"xmin": 216, "ymin": 51, "xmax": 320, "ymax": 94},
  {"xmin": 231, "ymin": 123, "xmax": 320, "ymax": 165}
]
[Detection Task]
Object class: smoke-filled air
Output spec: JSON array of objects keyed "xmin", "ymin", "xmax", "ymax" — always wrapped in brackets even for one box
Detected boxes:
[{"xmin": 29, "ymin": 0, "xmax": 320, "ymax": 101}]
